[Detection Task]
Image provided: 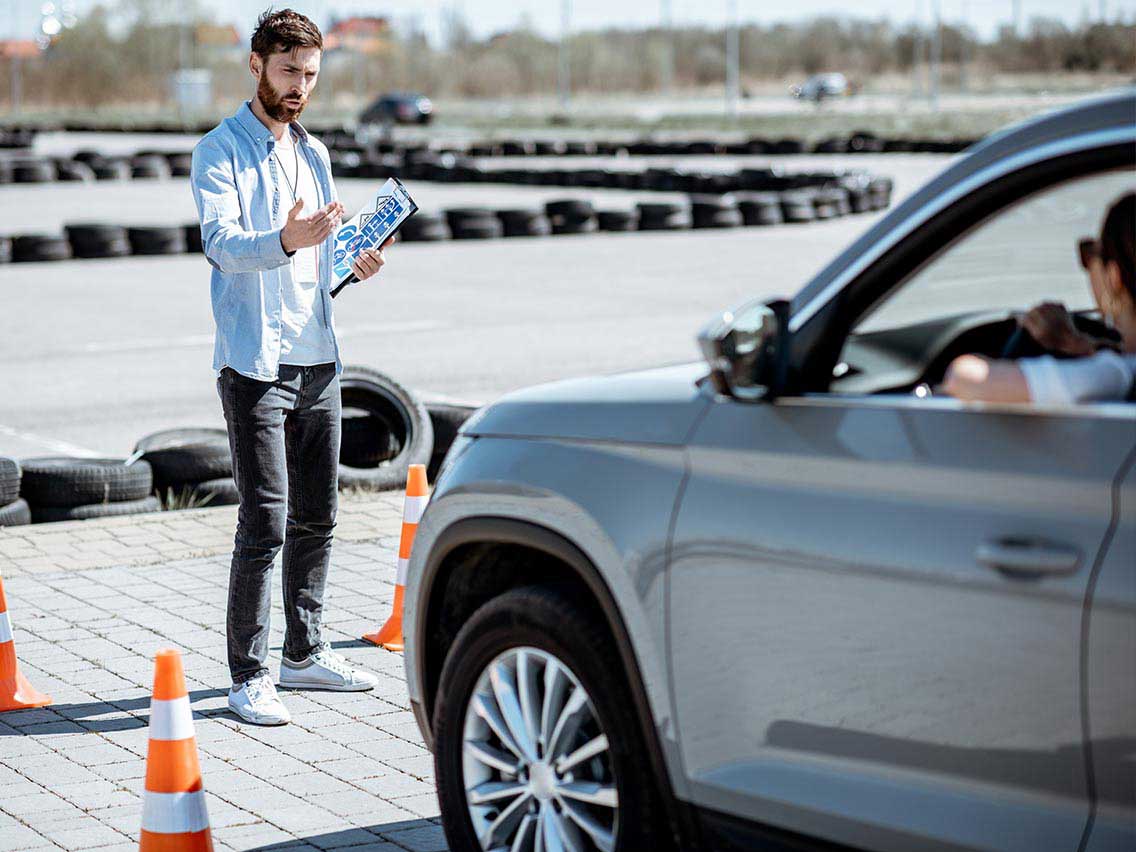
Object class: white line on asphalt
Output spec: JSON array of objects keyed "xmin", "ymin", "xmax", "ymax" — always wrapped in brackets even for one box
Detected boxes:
[{"xmin": 0, "ymin": 423, "xmax": 105, "ymax": 458}]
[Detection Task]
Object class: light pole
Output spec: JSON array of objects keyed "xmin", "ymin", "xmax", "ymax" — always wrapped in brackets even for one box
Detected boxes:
[{"xmin": 725, "ymin": 0, "xmax": 739, "ymax": 118}]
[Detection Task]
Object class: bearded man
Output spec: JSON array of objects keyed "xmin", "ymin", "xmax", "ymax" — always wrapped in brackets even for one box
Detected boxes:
[{"xmin": 190, "ymin": 9, "xmax": 392, "ymax": 725}]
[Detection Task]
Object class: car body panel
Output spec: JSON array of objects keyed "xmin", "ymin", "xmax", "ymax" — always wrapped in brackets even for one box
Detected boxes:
[
  {"xmin": 668, "ymin": 394, "xmax": 1135, "ymax": 850},
  {"xmin": 405, "ymin": 428, "xmax": 701, "ymax": 800},
  {"xmin": 466, "ymin": 361, "xmax": 711, "ymax": 446},
  {"xmin": 1082, "ymin": 448, "xmax": 1136, "ymax": 852}
]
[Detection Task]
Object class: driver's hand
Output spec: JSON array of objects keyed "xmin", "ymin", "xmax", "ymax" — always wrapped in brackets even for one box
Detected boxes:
[{"xmin": 1018, "ymin": 302, "xmax": 1095, "ymax": 357}]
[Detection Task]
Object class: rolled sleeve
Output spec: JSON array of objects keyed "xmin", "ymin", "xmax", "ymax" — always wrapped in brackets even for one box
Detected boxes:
[{"xmin": 1020, "ymin": 352, "xmax": 1135, "ymax": 406}]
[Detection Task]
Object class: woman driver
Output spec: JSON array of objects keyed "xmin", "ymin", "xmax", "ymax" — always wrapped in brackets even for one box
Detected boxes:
[{"xmin": 943, "ymin": 192, "xmax": 1136, "ymax": 404}]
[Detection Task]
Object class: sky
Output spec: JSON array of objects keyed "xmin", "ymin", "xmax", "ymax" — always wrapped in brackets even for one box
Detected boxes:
[{"xmin": 5, "ymin": 0, "xmax": 1136, "ymax": 43}]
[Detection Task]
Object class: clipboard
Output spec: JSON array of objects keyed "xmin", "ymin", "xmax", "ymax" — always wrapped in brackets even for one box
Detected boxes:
[{"xmin": 330, "ymin": 177, "xmax": 418, "ymax": 298}]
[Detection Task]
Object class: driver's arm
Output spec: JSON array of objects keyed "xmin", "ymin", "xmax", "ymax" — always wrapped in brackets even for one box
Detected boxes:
[{"xmin": 941, "ymin": 355, "xmax": 1031, "ymax": 403}]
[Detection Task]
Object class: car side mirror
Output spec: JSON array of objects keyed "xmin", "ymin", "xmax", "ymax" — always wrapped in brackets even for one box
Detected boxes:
[{"xmin": 698, "ymin": 298, "xmax": 790, "ymax": 400}]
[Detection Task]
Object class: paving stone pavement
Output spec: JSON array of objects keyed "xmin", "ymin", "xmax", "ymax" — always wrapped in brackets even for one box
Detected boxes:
[{"xmin": 0, "ymin": 497, "xmax": 449, "ymax": 852}]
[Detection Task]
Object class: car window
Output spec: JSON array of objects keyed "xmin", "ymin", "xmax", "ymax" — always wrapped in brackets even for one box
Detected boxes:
[{"xmin": 855, "ymin": 168, "xmax": 1133, "ymax": 335}]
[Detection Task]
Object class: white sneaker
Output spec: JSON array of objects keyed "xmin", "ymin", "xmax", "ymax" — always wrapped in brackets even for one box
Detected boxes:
[
  {"xmin": 228, "ymin": 674, "xmax": 291, "ymax": 726},
  {"xmin": 279, "ymin": 648, "xmax": 378, "ymax": 692}
]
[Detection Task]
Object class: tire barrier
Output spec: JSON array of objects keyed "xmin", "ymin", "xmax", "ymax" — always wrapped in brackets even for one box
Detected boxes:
[
  {"xmin": 64, "ymin": 223, "xmax": 132, "ymax": 259},
  {"xmin": 637, "ymin": 201, "xmax": 693, "ymax": 231},
  {"xmin": 53, "ymin": 159, "xmax": 95, "ymax": 183},
  {"xmin": 19, "ymin": 457, "xmax": 157, "ymax": 524},
  {"xmin": 337, "ymin": 366, "xmax": 434, "ymax": 492},
  {"xmin": 133, "ymin": 428, "xmax": 232, "ymax": 498},
  {"xmin": 690, "ymin": 195, "xmax": 745, "ymax": 229},
  {"xmin": 545, "ymin": 199, "xmax": 598, "ymax": 235},
  {"xmin": 399, "ymin": 211, "xmax": 451, "ymax": 242},
  {"xmin": 0, "ymin": 457, "xmax": 26, "ymax": 528},
  {"xmin": 445, "ymin": 208, "xmax": 503, "ymax": 240},
  {"xmin": 597, "ymin": 209, "xmax": 639, "ymax": 231},
  {"xmin": 425, "ymin": 403, "xmax": 477, "ymax": 481},
  {"xmin": 11, "ymin": 234, "xmax": 72, "ymax": 262},
  {"xmin": 127, "ymin": 225, "xmax": 186, "ymax": 255},
  {"xmin": 189, "ymin": 477, "xmax": 239, "ymax": 507},
  {"xmin": 496, "ymin": 208, "xmax": 552, "ymax": 238}
]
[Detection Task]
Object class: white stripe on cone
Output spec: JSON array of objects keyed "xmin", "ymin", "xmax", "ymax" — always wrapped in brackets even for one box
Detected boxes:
[
  {"xmin": 141, "ymin": 790, "xmax": 210, "ymax": 834},
  {"xmin": 148, "ymin": 696, "xmax": 195, "ymax": 742},
  {"xmin": 402, "ymin": 495, "xmax": 429, "ymax": 525},
  {"xmin": 0, "ymin": 610, "xmax": 12, "ymax": 645},
  {"xmin": 396, "ymin": 557, "xmax": 410, "ymax": 586}
]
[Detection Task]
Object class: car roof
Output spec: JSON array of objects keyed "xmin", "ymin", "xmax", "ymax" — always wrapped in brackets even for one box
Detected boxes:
[{"xmin": 789, "ymin": 88, "xmax": 1136, "ymax": 324}]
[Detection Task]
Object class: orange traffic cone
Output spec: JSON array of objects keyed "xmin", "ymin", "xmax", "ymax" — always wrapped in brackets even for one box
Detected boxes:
[
  {"xmin": 140, "ymin": 649, "xmax": 213, "ymax": 852},
  {"xmin": 363, "ymin": 464, "xmax": 428, "ymax": 652},
  {"xmin": 0, "ymin": 571, "xmax": 51, "ymax": 712}
]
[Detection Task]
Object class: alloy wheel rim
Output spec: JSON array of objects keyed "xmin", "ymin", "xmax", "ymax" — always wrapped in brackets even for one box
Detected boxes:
[{"xmin": 461, "ymin": 646, "xmax": 619, "ymax": 851}]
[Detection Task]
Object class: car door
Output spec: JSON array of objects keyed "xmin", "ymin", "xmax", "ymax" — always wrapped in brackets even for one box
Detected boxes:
[
  {"xmin": 1082, "ymin": 448, "xmax": 1136, "ymax": 852},
  {"xmin": 667, "ymin": 165, "xmax": 1136, "ymax": 851}
]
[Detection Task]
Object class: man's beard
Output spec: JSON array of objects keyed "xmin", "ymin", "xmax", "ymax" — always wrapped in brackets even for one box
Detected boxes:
[{"xmin": 257, "ymin": 74, "xmax": 307, "ymax": 123}]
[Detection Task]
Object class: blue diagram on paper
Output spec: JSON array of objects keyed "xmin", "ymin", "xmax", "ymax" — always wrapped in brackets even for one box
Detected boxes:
[{"xmin": 331, "ymin": 178, "xmax": 416, "ymax": 287}]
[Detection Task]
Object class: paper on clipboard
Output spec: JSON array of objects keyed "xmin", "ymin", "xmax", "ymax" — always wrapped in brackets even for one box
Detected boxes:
[{"xmin": 330, "ymin": 177, "xmax": 418, "ymax": 297}]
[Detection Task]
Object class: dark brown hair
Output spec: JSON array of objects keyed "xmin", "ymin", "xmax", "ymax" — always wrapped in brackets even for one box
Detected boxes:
[
  {"xmin": 250, "ymin": 9, "xmax": 322, "ymax": 60},
  {"xmin": 1100, "ymin": 192, "xmax": 1135, "ymax": 298}
]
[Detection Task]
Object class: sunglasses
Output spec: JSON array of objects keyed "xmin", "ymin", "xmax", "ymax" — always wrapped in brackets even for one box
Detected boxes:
[{"xmin": 1078, "ymin": 237, "xmax": 1101, "ymax": 270}]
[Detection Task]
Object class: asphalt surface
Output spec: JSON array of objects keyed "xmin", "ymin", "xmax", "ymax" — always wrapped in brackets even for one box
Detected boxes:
[{"xmin": 0, "ymin": 152, "xmax": 953, "ymax": 460}]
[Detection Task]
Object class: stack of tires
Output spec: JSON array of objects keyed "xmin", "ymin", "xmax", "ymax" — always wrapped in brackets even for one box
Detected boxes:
[
  {"xmin": 19, "ymin": 458, "xmax": 158, "ymax": 523},
  {"xmin": 64, "ymin": 223, "xmax": 132, "ymax": 259},
  {"xmin": 0, "ymin": 458, "xmax": 29, "ymax": 527},
  {"xmin": 690, "ymin": 195, "xmax": 743, "ymax": 229},
  {"xmin": 496, "ymin": 209, "xmax": 552, "ymax": 238},
  {"xmin": 637, "ymin": 202, "xmax": 692, "ymax": 231},
  {"xmin": 133, "ymin": 429, "xmax": 236, "ymax": 507},
  {"xmin": 544, "ymin": 199, "xmax": 597, "ymax": 235},
  {"xmin": 338, "ymin": 366, "xmax": 434, "ymax": 492},
  {"xmin": 445, "ymin": 208, "xmax": 503, "ymax": 240}
]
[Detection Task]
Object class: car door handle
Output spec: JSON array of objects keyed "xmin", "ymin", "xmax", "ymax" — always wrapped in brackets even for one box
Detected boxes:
[{"xmin": 976, "ymin": 538, "xmax": 1081, "ymax": 577}]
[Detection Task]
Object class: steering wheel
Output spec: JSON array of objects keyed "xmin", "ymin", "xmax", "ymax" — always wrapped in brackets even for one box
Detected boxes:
[{"xmin": 999, "ymin": 323, "xmax": 1048, "ymax": 359}]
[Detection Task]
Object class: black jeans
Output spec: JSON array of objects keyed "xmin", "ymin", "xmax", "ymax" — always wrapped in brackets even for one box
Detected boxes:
[{"xmin": 217, "ymin": 363, "xmax": 340, "ymax": 684}]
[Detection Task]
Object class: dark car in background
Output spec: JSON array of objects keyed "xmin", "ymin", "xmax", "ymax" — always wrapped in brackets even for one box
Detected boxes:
[
  {"xmin": 359, "ymin": 92, "xmax": 433, "ymax": 126},
  {"xmin": 405, "ymin": 91, "xmax": 1136, "ymax": 851}
]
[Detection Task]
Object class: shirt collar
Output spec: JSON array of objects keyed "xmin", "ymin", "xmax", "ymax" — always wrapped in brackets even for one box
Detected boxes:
[{"xmin": 234, "ymin": 100, "xmax": 310, "ymax": 148}]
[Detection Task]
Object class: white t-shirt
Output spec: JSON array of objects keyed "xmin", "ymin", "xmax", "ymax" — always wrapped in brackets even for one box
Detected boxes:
[
  {"xmin": 1020, "ymin": 350, "xmax": 1136, "ymax": 406},
  {"xmin": 275, "ymin": 130, "xmax": 336, "ymax": 367}
]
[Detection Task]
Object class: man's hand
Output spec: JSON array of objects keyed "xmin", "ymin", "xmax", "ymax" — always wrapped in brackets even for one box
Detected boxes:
[
  {"xmin": 280, "ymin": 199, "xmax": 344, "ymax": 254},
  {"xmin": 1018, "ymin": 302, "xmax": 1096, "ymax": 357},
  {"xmin": 350, "ymin": 235, "xmax": 395, "ymax": 282}
]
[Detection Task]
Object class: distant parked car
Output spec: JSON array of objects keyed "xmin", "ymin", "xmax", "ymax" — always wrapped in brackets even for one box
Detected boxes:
[
  {"xmin": 791, "ymin": 72, "xmax": 852, "ymax": 102},
  {"xmin": 404, "ymin": 91, "xmax": 1136, "ymax": 851},
  {"xmin": 360, "ymin": 92, "xmax": 433, "ymax": 126}
]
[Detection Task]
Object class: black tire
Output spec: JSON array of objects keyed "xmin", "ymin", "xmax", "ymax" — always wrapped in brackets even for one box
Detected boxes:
[
  {"xmin": 0, "ymin": 457, "xmax": 20, "ymax": 505},
  {"xmin": 11, "ymin": 159, "xmax": 55, "ymax": 183},
  {"xmin": 20, "ymin": 458, "xmax": 153, "ymax": 508},
  {"xmin": 545, "ymin": 199, "xmax": 597, "ymax": 234},
  {"xmin": 736, "ymin": 192, "xmax": 784, "ymax": 226},
  {"xmin": 64, "ymin": 223, "xmax": 132, "ymax": 259},
  {"xmin": 92, "ymin": 159, "xmax": 132, "ymax": 181},
  {"xmin": 167, "ymin": 152, "xmax": 193, "ymax": 177},
  {"xmin": 127, "ymin": 226, "xmax": 186, "ymax": 255},
  {"xmin": 690, "ymin": 196, "xmax": 743, "ymax": 229},
  {"xmin": 189, "ymin": 478, "xmax": 239, "ymax": 507},
  {"xmin": 496, "ymin": 209, "xmax": 552, "ymax": 238},
  {"xmin": 434, "ymin": 586, "xmax": 671, "ymax": 852},
  {"xmin": 341, "ymin": 407, "xmax": 401, "ymax": 468},
  {"xmin": 54, "ymin": 160, "xmax": 96, "ymax": 182},
  {"xmin": 130, "ymin": 154, "xmax": 170, "ymax": 180},
  {"xmin": 597, "ymin": 210, "xmax": 638, "ymax": 232},
  {"xmin": 11, "ymin": 234, "xmax": 72, "ymax": 262},
  {"xmin": 183, "ymin": 223, "xmax": 203, "ymax": 253},
  {"xmin": 425, "ymin": 403, "xmax": 475, "ymax": 480},
  {"xmin": 32, "ymin": 495, "xmax": 162, "ymax": 524},
  {"xmin": 337, "ymin": 366, "xmax": 433, "ymax": 491},
  {"xmin": 779, "ymin": 191, "xmax": 817, "ymax": 223},
  {"xmin": 0, "ymin": 499, "xmax": 31, "ymax": 528},
  {"xmin": 401, "ymin": 212, "xmax": 451, "ymax": 242},
  {"xmin": 133, "ymin": 428, "xmax": 232, "ymax": 491},
  {"xmin": 446, "ymin": 209, "xmax": 503, "ymax": 240},
  {"xmin": 637, "ymin": 202, "xmax": 692, "ymax": 231}
]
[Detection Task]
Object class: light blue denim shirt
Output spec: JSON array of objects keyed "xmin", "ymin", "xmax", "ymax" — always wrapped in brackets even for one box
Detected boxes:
[{"xmin": 190, "ymin": 101, "xmax": 341, "ymax": 381}]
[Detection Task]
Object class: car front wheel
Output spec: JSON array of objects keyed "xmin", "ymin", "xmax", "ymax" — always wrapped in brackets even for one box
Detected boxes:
[{"xmin": 433, "ymin": 586, "xmax": 670, "ymax": 851}]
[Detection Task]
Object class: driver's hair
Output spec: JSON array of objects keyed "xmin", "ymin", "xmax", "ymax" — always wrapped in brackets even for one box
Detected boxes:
[{"xmin": 1100, "ymin": 192, "xmax": 1135, "ymax": 298}]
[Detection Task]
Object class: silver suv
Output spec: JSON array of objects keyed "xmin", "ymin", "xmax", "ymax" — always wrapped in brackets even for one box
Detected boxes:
[{"xmin": 404, "ymin": 91, "xmax": 1136, "ymax": 852}]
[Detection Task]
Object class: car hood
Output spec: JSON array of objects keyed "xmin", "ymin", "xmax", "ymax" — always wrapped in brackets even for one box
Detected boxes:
[{"xmin": 465, "ymin": 362, "xmax": 712, "ymax": 446}]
